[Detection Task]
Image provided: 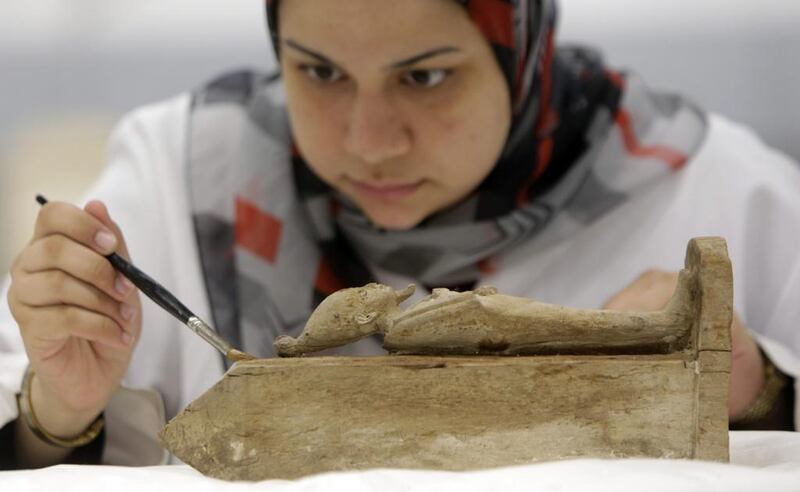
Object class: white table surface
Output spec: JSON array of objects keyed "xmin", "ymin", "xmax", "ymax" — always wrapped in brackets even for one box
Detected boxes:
[{"xmin": 1, "ymin": 432, "xmax": 799, "ymax": 492}]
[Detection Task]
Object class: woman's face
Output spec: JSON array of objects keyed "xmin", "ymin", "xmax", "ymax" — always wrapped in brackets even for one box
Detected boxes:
[{"xmin": 279, "ymin": 0, "xmax": 511, "ymax": 230}]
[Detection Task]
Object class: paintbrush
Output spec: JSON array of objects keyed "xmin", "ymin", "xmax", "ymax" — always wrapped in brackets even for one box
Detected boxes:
[{"xmin": 36, "ymin": 195, "xmax": 255, "ymax": 363}]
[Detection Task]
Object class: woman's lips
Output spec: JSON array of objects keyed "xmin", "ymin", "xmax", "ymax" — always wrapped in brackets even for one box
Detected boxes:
[{"xmin": 347, "ymin": 177, "xmax": 424, "ymax": 200}]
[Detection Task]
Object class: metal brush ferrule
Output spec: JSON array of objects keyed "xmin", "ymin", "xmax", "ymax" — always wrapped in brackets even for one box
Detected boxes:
[{"xmin": 186, "ymin": 316, "xmax": 234, "ymax": 357}]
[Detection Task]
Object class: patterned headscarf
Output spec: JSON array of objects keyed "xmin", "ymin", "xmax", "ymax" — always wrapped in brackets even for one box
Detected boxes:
[{"xmin": 187, "ymin": 0, "xmax": 707, "ymax": 359}]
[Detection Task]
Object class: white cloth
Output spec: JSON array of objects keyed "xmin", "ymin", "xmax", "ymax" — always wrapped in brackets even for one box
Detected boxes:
[
  {"xmin": 0, "ymin": 432, "xmax": 799, "ymax": 491},
  {"xmin": 1, "ymin": 94, "xmax": 799, "ymax": 465}
]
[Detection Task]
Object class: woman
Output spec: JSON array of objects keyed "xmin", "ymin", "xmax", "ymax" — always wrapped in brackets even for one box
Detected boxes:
[{"xmin": 1, "ymin": 0, "xmax": 798, "ymax": 468}]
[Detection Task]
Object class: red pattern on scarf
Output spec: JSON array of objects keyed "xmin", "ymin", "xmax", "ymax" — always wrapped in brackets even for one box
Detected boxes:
[{"xmin": 466, "ymin": 0, "xmax": 515, "ymax": 48}]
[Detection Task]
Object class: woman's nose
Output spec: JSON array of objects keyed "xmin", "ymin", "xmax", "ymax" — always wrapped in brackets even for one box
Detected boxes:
[{"xmin": 344, "ymin": 92, "xmax": 412, "ymax": 165}]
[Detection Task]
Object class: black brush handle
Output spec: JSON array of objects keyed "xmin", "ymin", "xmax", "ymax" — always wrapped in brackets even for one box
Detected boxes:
[
  {"xmin": 36, "ymin": 194, "xmax": 195, "ymax": 324},
  {"xmin": 105, "ymin": 254, "xmax": 195, "ymax": 324}
]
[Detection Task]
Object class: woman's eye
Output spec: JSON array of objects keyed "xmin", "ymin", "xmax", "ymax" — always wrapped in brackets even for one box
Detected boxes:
[
  {"xmin": 300, "ymin": 64, "xmax": 344, "ymax": 83},
  {"xmin": 402, "ymin": 69, "xmax": 449, "ymax": 88}
]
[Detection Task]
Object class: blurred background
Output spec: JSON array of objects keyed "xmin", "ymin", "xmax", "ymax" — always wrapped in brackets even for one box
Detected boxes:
[{"xmin": 0, "ymin": 0, "xmax": 798, "ymax": 275}]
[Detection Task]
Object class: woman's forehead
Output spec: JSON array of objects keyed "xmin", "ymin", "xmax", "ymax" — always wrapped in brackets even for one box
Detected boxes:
[
  {"xmin": 278, "ymin": 0, "xmax": 474, "ymax": 38},
  {"xmin": 278, "ymin": 0, "xmax": 485, "ymax": 61}
]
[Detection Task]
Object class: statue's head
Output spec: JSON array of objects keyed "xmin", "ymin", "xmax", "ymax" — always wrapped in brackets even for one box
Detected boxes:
[
  {"xmin": 344, "ymin": 283, "xmax": 416, "ymax": 330},
  {"xmin": 275, "ymin": 283, "xmax": 415, "ymax": 356}
]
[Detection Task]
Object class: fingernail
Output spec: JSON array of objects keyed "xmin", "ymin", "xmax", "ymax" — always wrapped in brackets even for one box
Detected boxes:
[
  {"xmin": 120, "ymin": 303, "xmax": 135, "ymax": 322},
  {"xmin": 121, "ymin": 332, "xmax": 134, "ymax": 346},
  {"xmin": 95, "ymin": 231, "xmax": 117, "ymax": 251},
  {"xmin": 115, "ymin": 275, "xmax": 134, "ymax": 295}
]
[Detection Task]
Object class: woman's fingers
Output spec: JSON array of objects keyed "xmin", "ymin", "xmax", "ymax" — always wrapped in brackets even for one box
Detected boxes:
[
  {"xmin": 33, "ymin": 200, "xmax": 118, "ymax": 256},
  {"xmin": 15, "ymin": 235, "xmax": 135, "ymax": 303},
  {"xmin": 12, "ymin": 270, "xmax": 136, "ymax": 331},
  {"xmin": 7, "ymin": 198, "xmax": 142, "ymax": 353},
  {"xmin": 602, "ymin": 269, "xmax": 679, "ymax": 311},
  {"xmin": 17, "ymin": 304, "xmax": 131, "ymax": 351},
  {"xmin": 728, "ymin": 313, "xmax": 766, "ymax": 418}
]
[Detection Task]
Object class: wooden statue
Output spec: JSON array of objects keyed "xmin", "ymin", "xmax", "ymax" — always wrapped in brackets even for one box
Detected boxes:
[{"xmin": 160, "ymin": 237, "xmax": 732, "ymax": 481}]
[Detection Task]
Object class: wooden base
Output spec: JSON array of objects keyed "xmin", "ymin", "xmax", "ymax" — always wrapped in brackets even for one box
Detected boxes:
[{"xmin": 160, "ymin": 354, "xmax": 728, "ymax": 481}]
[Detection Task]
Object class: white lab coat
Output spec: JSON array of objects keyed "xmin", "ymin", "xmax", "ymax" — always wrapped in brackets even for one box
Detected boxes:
[{"xmin": 1, "ymin": 93, "xmax": 799, "ymax": 465}]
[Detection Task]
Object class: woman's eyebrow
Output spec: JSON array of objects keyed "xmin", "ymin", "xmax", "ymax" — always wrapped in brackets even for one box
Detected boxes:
[
  {"xmin": 283, "ymin": 39, "xmax": 341, "ymax": 68},
  {"xmin": 283, "ymin": 39, "xmax": 460, "ymax": 71},
  {"xmin": 385, "ymin": 46, "xmax": 461, "ymax": 70}
]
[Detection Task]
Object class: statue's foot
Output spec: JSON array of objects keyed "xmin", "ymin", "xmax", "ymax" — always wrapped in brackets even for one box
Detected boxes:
[{"xmin": 274, "ymin": 335, "xmax": 300, "ymax": 357}]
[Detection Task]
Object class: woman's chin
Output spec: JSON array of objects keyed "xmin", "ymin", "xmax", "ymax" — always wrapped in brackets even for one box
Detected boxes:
[{"xmin": 363, "ymin": 208, "xmax": 426, "ymax": 231}]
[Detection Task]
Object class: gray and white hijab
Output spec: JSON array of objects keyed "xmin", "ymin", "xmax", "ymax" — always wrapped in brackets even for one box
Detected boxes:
[{"xmin": 188, "ymin": 0, "xmax": 707, "ymax": 360}]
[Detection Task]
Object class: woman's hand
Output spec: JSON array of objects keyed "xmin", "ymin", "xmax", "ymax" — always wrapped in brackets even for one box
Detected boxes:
[
  {"xmin": 602, "ymin": 269, "xmax": 765, "ymax": 420},
  {"xmin": 7, "ymin": 199, "xmax": 141, "ymax": 441}
]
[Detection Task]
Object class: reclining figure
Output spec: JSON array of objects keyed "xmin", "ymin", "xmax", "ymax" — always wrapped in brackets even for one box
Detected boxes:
[{"xmin": 274, "ymin": 274, "xmax": 697, "ymax": 357}]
